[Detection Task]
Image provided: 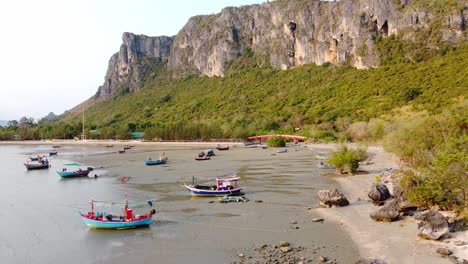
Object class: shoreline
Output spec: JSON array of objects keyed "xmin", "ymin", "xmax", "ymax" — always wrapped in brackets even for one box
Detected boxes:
[
  {"xmin": 0, "ymin": 139, "xmax": 244, "ymax": 147},
  {"xmin": 311, "ymin": 145, "xmax": 467, "ymax": 263}
]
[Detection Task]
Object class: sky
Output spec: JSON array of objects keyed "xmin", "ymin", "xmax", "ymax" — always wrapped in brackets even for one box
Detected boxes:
[{"xmin": 0, "ymin": 0, "xmax": 265, "ymax": 121}]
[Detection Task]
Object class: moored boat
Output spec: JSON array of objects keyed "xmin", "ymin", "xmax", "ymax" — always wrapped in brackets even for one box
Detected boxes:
[
  {"xmin": 24, "ymin": 159, "xmax": 50, "ymax": 170},
  {"xmin": 145, "ymin": 152, "xmax": 168, "ymax": 165},
  {"xmin": 194, "ymin": 156, "xmax": 210, "ymax": 161},
  {"xmin": 52, "ymin": 145, "xmax": 61, "ymax": 148},
  {"xmin": 57, "ymin": 167, "xmax": 93, "ymax": 177},
  {"xmin": 80, "ymin": 200, "xmax": 156, "ymax": 229},
  {"xmin": 49, "ymin": 151, "xmax": 58, "ymax": 156},
  {"xmin": 216, "ymin": 144, "xmax": 229, "ymax": 151},
  {"xmin": 118, "ymin": 150, "xmax": 126, "ymax": 154},
  {"xmin": 184, "ymin": 173, "xmax": 242, "ymax": 197}
]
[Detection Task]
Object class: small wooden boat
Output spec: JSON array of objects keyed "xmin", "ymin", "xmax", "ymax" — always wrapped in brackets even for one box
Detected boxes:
[
  {"xmin": 118, "ymin": 150, "xmax": 126, "ymax": 154},
  {"xmin": 80, "ymin": 200, "xmax": 156, "ymax": 229},
  {"xmin": 317, "ymin": 162, "xmax": 334, "ymax": 169},
  {"xmin": 57, "ymin": 167, "xmax": 93, "ymax": 177},
  {"xmin": 216, "ymin": 145, "xmax": 229, "ymax": 151},
  {"xmin": 24, "ymin": 161, "xmax": 50, "ymax": 170},
  {"xmin": 194, "ymin": 156, "xmax": 210, "ymax": 161},
  {"xmin": 184, "ymin": 173, "xmax": 242, "ymax": 197},
  {"xmin": 49, "ymin": 151, "xmax": 58, "ymax": 156},
  {"xmin": 52, "ymin": 145, "xmax": 61, "ymax": 148},
  {"xmin": 105, "ymin": 144, "xmax": 114, "ymax": 147},
  {"xmin": 123, "ymin": 145, "xmax": 131, "ymax": 150}
]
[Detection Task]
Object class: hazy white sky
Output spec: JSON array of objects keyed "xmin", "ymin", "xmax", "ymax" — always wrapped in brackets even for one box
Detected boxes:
[{"xmin": 0, "ymin": 0, "xmax": 265, "ymax": 121}]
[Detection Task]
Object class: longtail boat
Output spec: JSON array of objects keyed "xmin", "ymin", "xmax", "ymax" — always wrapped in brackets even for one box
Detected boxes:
[
  {"xmin": 184, "ymin": 173, "xmax": 242, "ymax": 197},
  {"xmin": 24, "ymin": 161, "xmax": 50, "ymax": 170},
  {"xmin": 80, "ymin": 200, "xmax": 156, "ymax": 229},
  {"xmin": 57, "ymin": 167, "xmax": 93, "ymax": 178},
  {"xmin": 194, "ymin": 156, "xmax": 210, "ymax": 161},
  {"xmin": 216, "ymin": 145, "xmax": 229, "ymax": 151},
  {"xmin": 145, "ymin": 152, "xmax": 168, "ymax": 166}
]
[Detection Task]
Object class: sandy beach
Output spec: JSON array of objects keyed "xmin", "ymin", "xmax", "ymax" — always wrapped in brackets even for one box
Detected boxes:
[{"xmin": 313, "ymin": 145, "xmax": 467, "ymax": 264}]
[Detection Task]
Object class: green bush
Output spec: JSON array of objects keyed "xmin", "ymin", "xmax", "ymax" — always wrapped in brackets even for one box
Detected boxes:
[
  {"xmin": 266, "ymin": 136, "xmax": 286, "ymax": 147},
  {"xmin": 327, "ymin": 146, "xmax": 368, "ymax": 175},
  {"xmin": 314, "ymin": 130, "xmax": 337, "ymax": 142}
]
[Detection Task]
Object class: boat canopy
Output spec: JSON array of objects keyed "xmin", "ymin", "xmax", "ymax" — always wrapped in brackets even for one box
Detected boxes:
[{"xmin": 216, "ymin": 176, "xmax": 239, "ymax": 182}]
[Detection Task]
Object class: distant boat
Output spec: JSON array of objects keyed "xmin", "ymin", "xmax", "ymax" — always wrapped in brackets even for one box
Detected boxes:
[
  {"xmin": 105, "ymin": 144, "xmax": 114, "ymax": 147},
  {"xmin": 277, "ymin": 149, "xmax": 287, "ymax": 153},
  {"xmin": 49, "ymin": 151, "xmax": 58, "ymax": 156},
  {"xmin": 206, "ymin": 149, "xmax": 215, "ymax": 156},
  {"xmin": 194, "ymin": 156, "xmax": 210, "ymax": 161},
  {"xmin": 184, "ymin": 173, "xmax": 242, "ymax": 197},
  {"xmin": 145, "ymin": 152, "xmax": 168, "ymax": 166},
  {"xmin": 57, "ymin": 167, "xmax": 93, "ymax": 178},
  {"xmin": 123, "ymin": 145, "xmax": 131, "ymax": 150},
  {"xmin": 52, "ymin": 146, "xmax": 61, "ymax": 148},
  {"xmin": 317, "ymin": 162, "xmax": 334, "ymax": 169},
  {"xmin": 216, "ymin": 145, "xmax": 229, "ymax": 151},
  {"xmin": 118, "ymin": 150, "xmax": 126, "ymax": 154},
  {"xmin": 80, "ymin": 200, "xmax": 156, "ymax": 229},
  {"xmin": 24, "ymin": 160, "xmax": 50, "ymax": 170}
]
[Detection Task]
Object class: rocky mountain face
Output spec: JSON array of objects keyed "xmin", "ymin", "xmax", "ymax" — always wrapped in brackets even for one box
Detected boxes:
[{"xmin": 91, "ymin": 0, "xmax": 467, "ymax": 101}]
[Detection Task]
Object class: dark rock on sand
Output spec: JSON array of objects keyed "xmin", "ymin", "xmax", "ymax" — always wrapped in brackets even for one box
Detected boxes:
[
  {"xmin": 370, "ymin": 199, "xmax": 400, "ymax": 222},
  {"xmin": 414, "ymin": 210, "xmax": 449, "ymax": 240},
  {"xmin": 436, "ymin": 247, "xmax": 452, "ymax": 256},
  {"xmin": 448, "ymin": 217, "xmax": 468, "ymax": 232},
  {"xmin": 368, "ymin": 183, "xmax": 391, "ymax": 204},
  {"xmin": 355, "ymin": 259, "xmax": 388, "ymax": 264},
  {"xmin": 318, "ymin": 188, "xmax": 349, "ymax": 208}
]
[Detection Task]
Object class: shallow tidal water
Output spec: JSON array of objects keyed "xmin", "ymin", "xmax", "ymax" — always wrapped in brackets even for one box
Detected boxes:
[{"xmin": 0, "ymin": 144, "xmax": 360, "ymax": 263}]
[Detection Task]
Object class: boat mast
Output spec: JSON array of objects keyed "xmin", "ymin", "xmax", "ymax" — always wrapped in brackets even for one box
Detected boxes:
[{"xmin": 82, "ymin": 108, "xmax": 85, "ymax": 140}]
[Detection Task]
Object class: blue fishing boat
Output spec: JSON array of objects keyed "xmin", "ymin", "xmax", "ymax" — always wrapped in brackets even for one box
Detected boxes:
[
  {"xmin": 184, "ymin": 173, "xmax": 242, "ymax": 197},
  {"xmin": 24, "ymin": 162, "xmax": 50, "ymax": 170},
  {"xmin": 57, "ymin": 167, "xmax": 93, "ymax": 177},
  {"xmin": 80, "ymin": 200, "xmax": 156, "ymax": 229},
  {"xmin": 144, "ymin": 152, "xmax": 168, "ymax": 166}
]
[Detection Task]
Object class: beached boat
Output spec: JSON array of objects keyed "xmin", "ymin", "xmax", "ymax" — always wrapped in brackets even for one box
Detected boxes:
[
  {"xmin": 52, "ymin": 145, "xmax": 61, "ymax": 148},
  {"xmin": 80, "ymin": 200, "xmax": 156, "ymax": 229},
  {"xmin": 105, "ymin": 144, "xmax": 114, "ymax": 147},
  {"xmin": 49, "ymin": 151, "xmax": 58, "ymax": 156},
  {"xmin": 277, "ymin": 148, "xmax": 287, "ymax": 153},
  {"xmin": 206, "ymin": 149, "xmax": 215, "ymax": 156},
  {"xmin": 317, "ymin": 162, "xmax": 334, "ymax": 169},
  {"xmin": 118, "ymin": 150, "xmax": 126, "ymax": 154},
  {"xmin": 194, "ymin": 156, "xmax": 210, "ymax": 161},
  {"xmin": 57, "ymin": 168, "xmax": 93, "ymax": 177},
  {"xmin": 216, "ymin": 145, "xmax": 229, "ymax": 151},
  {"xmin": 123, "ymin": 145, "xmax": 131, "ymax": 150},
  {"xmin": 24, "ymin": 160, "xmax": 50, "ymax": 170},
  {"xmin": 184, "ymin": 173, "xmax": 242, "ymax": 197},
  {"xmin": 145, "ymin": 152, "xmax": 168, "ymax": 166}
]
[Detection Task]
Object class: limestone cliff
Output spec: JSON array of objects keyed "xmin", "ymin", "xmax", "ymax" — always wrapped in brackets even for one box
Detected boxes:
[{"xmin": 91, "ymin": 0, "xmax": 467, "ymax": 102}]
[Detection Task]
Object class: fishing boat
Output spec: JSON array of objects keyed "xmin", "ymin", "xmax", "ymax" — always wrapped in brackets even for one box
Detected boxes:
[
  {"xmin": 80, "ymin": 200, "xmax": 156, "ymax": 229},
  {"xmin": 118, "ymin": 150, "xmax": 126, "ymax": 154},
  {"xmin": 123, "ymin": 145, "xmax": 131, "ymax": 150},
  {"xmin": 216, "ymin": 144, "xmax": 229, "ymax": 151},
  {"xmin": 49, "ymin": 151, "xmax": 58, "ymax": 156},
  {"xmin": 52, "ymin": 145, "xmax": 61, "ymax": 148},
  {"xmin": 57, "ymin": 167, "xmax": 93, "ymax": 177},
  {"xmin": 205, "ymin": 149, "xmax": 215, "ymax": 156},
  {"xmin": 145, "ymin": 152, "xmax": 168, "ymax": 166},
  {"xmin": 24, "ymin": 159, "xmax": 50, "ymax": 170},
  {"xmin": 194, "ymin": 156, "xmax": 210, "ymax": 161},
  {"xmin": 317, "ymin": 162, "xmax": 334, "ymax": 169},
  {"xmin": 184, "ymin": 173, "xmax": 242, "ymax": 196}
]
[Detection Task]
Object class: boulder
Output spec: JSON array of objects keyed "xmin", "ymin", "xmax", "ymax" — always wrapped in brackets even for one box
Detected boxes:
[
  {"xmin": 368, "ymin": 183, "xmax": 391, "ymax": 204},
  {"xmin": 414, "ymin": 210, "xmax": 449, "ymax": 240},
  {"xmin": 318, "ymin": 188, "xmax": 350, "ymax": 208},
  {"xmin": 370, "ymin": 199, "xmax": 400, "ymax": 222}
]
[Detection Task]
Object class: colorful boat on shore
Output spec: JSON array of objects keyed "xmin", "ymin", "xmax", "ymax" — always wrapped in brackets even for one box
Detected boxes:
[
  {"xmin": 145, "ymin": 152, "xmax": 168, "ymax": 166},
  {"xmin": 24, "ymin": 162, "xmax": 50, "ymax": 170},
  {"xmin": 80, "ymin": 200, "xmax": 156, "ymax": 229},
  {"xmin": 57, "ymin": 167, "xmax": 93, "ymax": 177},
  {"xmin": 184, "ymin": 173, "xmax": 242, "ymax": 197}
]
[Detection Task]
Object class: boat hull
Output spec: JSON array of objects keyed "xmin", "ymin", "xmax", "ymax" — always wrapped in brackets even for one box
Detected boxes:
[
  {"xmin": 184, "ymin": 184, "xmax": 242, "ymax": 197},
  {"xmin": 144, "ymin": 159, "xmax": 167, "ymax": 166},
  {"xmin": 25, "ymin": 164, "xmax": 49, "ymax": 170},
  {"xmin": 80, "ymin": 215, "xmax": 152, "ymax": 229},
  {"xmin": 57, "ymin": 171, "xmax": 90, "ymax": 177}
]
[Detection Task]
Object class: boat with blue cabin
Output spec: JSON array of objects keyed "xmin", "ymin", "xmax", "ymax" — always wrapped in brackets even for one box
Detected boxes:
[
  {"xmin": 184, "ymin": 173, "xmax": 242, "ymax": 197},
  {"xmin": 145, "ymin": 152, "xmax": 168, "ymax": 166}
]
